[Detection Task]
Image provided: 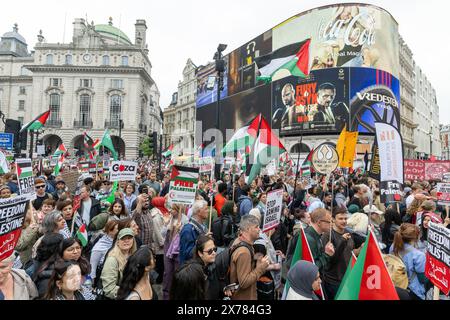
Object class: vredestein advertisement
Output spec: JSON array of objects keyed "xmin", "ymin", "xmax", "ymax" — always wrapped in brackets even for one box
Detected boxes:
[{"xmin": 375, "ymin": 122, "xmax": 404, "ymax": 203}]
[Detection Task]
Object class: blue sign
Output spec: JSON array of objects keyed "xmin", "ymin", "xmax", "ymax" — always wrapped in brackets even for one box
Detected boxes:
[{"xmin": 0, "ymin": 133, "xmax": 14, "ymax": 150}]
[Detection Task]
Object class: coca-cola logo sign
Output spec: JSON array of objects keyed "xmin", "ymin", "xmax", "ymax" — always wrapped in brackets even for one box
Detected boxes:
[{"xmin": 319, "ymin": 12, "xmax": 376, "ymax": 47}]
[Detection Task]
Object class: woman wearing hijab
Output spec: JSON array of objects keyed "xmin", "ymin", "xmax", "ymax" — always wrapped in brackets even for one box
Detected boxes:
[{"xmin": 285, "ymin": 260, "xmax": 322, "ymax": 300}]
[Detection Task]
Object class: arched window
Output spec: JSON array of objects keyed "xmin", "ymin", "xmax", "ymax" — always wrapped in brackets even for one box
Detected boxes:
[
  {"xmin": 80, "ymin": 94, "xmax": 91, "ymax": 126},
  {"xmin": 49, "ymin": 93, "xmax": 60, "ymax": 123},
  {"xmin": 46, "ymin": 54, "xmax": 53, "ymax": 65},
  {"xmin": 110, "ymin": 95, "xmax": 122, "ymax": 126},
  {"xmin": 103, "ymin": 55, "xmax": 110, "ymax": 65},
  {"xmin": 121, "ymin": 56, "xmax": 128, "ymax": 66}
]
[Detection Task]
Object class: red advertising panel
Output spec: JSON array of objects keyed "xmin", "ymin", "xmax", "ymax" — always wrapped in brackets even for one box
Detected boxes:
[{"xmin": 425, "ymin": 223, "xmax": 450, "ymax": 295}]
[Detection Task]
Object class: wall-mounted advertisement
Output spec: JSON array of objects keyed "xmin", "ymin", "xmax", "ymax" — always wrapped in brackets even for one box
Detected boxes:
[
  {"xmin": 228, "ymin": 31, "xmax": 273, "ymax": 96},
  {"xmin": 272, "ymin": 4, "xmax": 399, "ymax": 78},
  {"xmin": 196, "ymin": 58, "xmax": 229, "ymax": 108},
  {"xmin": 271, "ymin": 68, "xmax": 349, "ymax": 135},
  {"xmin": 349, "ymin": 68, "xmax": 400, "ymax": 133}
]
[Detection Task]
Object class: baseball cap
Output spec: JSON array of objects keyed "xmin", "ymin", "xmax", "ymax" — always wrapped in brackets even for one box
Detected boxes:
[
  {"xmin": 56, "ymin": 180, "xmax": 66, "ymax": 185},
  {"xmin": 117, "ymin": 228, "xmax": 134, "ymax": 240},
  {"xmin": 363, "ymin": 205, "xmax": 384, "ymax": 215}
]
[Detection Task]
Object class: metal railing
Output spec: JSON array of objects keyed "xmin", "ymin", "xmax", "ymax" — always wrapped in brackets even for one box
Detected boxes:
[{"xmin": 73, "ymin": 119, "xmax": 93, "ymax": 129}]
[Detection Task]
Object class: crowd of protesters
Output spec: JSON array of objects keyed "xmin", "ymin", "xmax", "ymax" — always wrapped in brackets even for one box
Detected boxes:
[{"xmin": 0, "ymin": 162, "xmax": 449, "ymax": 301}]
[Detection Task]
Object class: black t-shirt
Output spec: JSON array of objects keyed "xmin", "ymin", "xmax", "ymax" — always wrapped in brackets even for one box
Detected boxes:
[{"xmin": 32, "ymin": 193, "xmax": 51, "ymax": 211}]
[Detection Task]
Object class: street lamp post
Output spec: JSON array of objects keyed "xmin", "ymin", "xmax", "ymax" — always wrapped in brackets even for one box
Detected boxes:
[{"xmin": 214, "ymin": 43, "xmax": 227, "ymax": 180}]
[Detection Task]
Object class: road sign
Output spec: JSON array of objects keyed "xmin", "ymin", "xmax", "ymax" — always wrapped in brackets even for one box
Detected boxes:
[{"xmin": 0, "ymin": 133, "xmax": 14, "ymax": 150}]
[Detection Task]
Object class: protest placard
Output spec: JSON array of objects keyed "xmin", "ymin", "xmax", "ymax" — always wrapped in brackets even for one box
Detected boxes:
[
  {"xmin": 425, "ymin": 222, "xmax": 450, "ymax": 295},
  {"xmin": 168, "ymin": 165, "xmax": 199, "ymax": 205},
  {"xmin": 15, "ymin": 158, "xmax": 36, "ymax": 200},
  {"xmin": 109, "ymin": 161, "xmax": 138, "ymax": 182},
  {"xmin": 0, "ymin": 195, "xmax": 29, "ymax": 261},
  {"xmin": 312, "ymin": 143, "xmax": 339, "ymax": 175},
  {"xmin": 262, "ymin": 189, "xmax": 283, "ymax": 232},
  {"xmin": 61, "ymin": 170, "xmax": 81, "ymax": 194},
  {"xmin": 436, "ymin": 183, "xmax": 450, "ymax": 206},
  {"xmin": 199, "ymin": 157, "xmax": 214, "ymax": 174}
]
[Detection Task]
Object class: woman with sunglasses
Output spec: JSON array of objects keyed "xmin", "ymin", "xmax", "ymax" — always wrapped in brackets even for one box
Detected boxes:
[{"xmin": 191, "ymin": 234, "xmax": 222, "ymax": 300}]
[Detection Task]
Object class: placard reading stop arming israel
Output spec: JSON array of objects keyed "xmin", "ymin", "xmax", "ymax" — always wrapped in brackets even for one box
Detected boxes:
[{"xmin": 262, "ymin": 189, "xmax": 283, "ymax": 232}]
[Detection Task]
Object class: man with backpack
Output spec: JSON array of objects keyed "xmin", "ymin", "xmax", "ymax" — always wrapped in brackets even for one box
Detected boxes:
[
  {"xmin": 212, "ymin": 201, "xmax": 237, "ymax": 254},
  {"xmin": 237, "ymin": 184, "xmax": 253, "ymax": 222},
  {"xmin": 179, "ymin": 200, "xmax": 209, "ymax": 265},
  {"xmin": 228, "ymin": 215, "xmax": 270, "ymax": 300}
]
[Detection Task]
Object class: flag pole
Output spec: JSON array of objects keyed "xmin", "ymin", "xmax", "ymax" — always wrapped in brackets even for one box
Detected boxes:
[
  {"xmin": 71, "ymin": 211, "xmax": 77, "ymax": 236},
  {"xmin": 292, "ymin": 132, "xmax": 304, "ymax": 210}
]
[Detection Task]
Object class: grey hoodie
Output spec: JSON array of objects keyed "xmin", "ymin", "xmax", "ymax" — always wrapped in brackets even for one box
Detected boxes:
[
  {"xmin": 287, "ymin": 260, "xmax": 319, "ymax": 300},
  {"xmin": 10, "ymin": 269, "xmax": 38, "ymax": 300}
]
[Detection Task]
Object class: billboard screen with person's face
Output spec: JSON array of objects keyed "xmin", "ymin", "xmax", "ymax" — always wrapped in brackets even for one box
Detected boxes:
[
  {"xmin": 272, "ymin": 68, "xmax": 349, "ymax": 135},
  {"xmin": 349, "ymin": 68, "xmax": 400, "ymax": 133}
]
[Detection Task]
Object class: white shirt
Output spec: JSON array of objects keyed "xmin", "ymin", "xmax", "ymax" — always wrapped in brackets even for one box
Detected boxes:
[
  {"xmin": 406, "ymin": 194, "xmax": 415, "ymax": 209},
  {"xmin": 82, "ymin": 198, "xmax": 92, "ymax": 225}
]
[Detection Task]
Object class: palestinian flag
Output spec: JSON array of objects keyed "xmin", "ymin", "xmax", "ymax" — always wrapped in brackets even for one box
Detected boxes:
[
  {"xmin": 300, "ymin": 165, "xmax": 311, "ymax": 177},
  {"xmin": 52, "ymin": 143, "xmax": 67, "ymax": 158},
  {"xmin": 335, "ymin": 230, "xmax": 399, "ymax": 300},
  {"xmin": 16, "ymin": 160, "xmax": 32, "ymax": 179},
  {"xmin": 283, "ymin": 225, "xmax": 324, "ymax": 299},
  {"xmin": 83, "ymin": 132, "xmax": 99, "ymax": 160},
  {"xmin": 105, "ymin": 181, "xmax": 118, "ymax": 204},
  {"xmin": 222, "ymin": 114, "xmax": 260, "ymax": 154},
  {"xmin": 335, "ymin": 252, "xmax": 358, "ymax": 298},
  {"xmin": 162, "ymin": 145, "xmax": 173, "ymax": 158},
  {"xmin": 20, "ymin": 110, "xmax": 51, "ymax": 133},
  {"xmin": 98, "ymin": 129, "xmax": 118, "ymax": 160},
  {"xmin": 53, "ymin": 153, "xmax": 65, "ymax": 176},
  {"xmin": 76, "ymin": 224, "xmax": 88, "ymax": 247},
  {"xmin": 0, "ymin": 152, "xmax": 9, "ymax": 174},
  {"xmin": 170, "ymin": 165, "xmax": 199, "ymax": 183},
  {"xmin": 255, "ymin": 39, "xmax": 310, "ymax": 83},
  {"xmin": 246, "ymin": 116, "xmax": 286, "ymax": 184}
]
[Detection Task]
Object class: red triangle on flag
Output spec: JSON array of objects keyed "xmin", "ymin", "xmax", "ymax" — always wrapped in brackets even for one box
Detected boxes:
[
  {"xmin": 170, "ymin": 166, "xmax": 180, "ymax": 180},
  {"xmin": 17, "ymin": 166, "xmax": 22, "ymax": 177}
]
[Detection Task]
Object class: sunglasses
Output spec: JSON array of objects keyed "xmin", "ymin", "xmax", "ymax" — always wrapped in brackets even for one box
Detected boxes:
[
  {"xmin": 203, "ymin": 247, "xmax": 218, "ymax": 255},
  {"xmin": 35, "ymin": 185, "xmax": 46, "ymax": 189}
]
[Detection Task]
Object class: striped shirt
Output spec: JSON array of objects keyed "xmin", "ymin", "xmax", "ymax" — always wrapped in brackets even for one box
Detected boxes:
[{"xmin": 132, "ymin": 209, "xmax": 154, "ymax": 247}]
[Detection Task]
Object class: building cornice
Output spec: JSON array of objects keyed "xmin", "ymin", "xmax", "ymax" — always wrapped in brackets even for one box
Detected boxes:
[
  {"xmin": 0, "ymin": 75, "xmax": 32, "ymax": 83},
  {"xmin": 23, "ymin": 64, "xmax": 155, "ymax": 86}
]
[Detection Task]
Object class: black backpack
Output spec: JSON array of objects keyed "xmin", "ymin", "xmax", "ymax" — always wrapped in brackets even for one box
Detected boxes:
[
  {"xmin": 215, "ymin": 241, "xmax": 254, "ymax": 290},
  {"xmin": 211, "ymin": 216, "xmax": 231, "ymax": 247}
]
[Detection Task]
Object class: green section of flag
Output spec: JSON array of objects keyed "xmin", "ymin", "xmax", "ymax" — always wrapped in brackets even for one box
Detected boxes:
[
  {"xmin": 335, "ymin": 235, "xmax": 369, "ymax": 300},
  {"xmin": 100, "ymin": 129, "xmax": 118, "ymax": 160}
]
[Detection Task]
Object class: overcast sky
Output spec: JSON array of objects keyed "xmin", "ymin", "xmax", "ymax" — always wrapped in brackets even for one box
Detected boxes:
[{"xmin": 1, "ymin": 0, "xmax": 448, "ymax": 123}]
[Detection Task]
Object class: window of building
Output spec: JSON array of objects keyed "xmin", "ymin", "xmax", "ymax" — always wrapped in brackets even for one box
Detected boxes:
[
  {"xmin": 19, "ymin": 86, "xmax": 26, "ymax": 95},
  {"xmin": 18, "ymin": 100, "xmax": 25, "ymax": 111},
  {"xmin": 121, "ymin": 56, "xmax": 128, "ymax": 66},
  {"xmin": 111, "ymin": 79, "xmax": 123, "ymax": 89},
  {"xmin": 80, "ymin": 79, "xmax": 93, "ymax": 88},
  {"xmin": 65, "ymin": 55, "xmax": 72, "ymax": 65},
  {"xmin": 49, "ymin": 94, "xmax": 60, "ymax": 122},
  {"xmin": 50, "ymin": 78, "xmax": 62, "ymax": 87},
  {"xmin": 20, "ymin": 67, "xmax": 28, "ymax": 76},
  {"xmin": 102, "ymin": 55, "xmax": 110, "ymax": 65},
  {"xmin": 46, "ymin": 54, "xmax": 54, "ymax": 65},
  {"xmin": 110, "ymin": 95, "xmax": 122, "ymax": 126},
  {"xmin": 18, "ymin": 117, "xmax": 24, "ymax": 125},
  {"xmin": 79, "ymin": 94, "xmax": 91, "ymax": 125}
]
